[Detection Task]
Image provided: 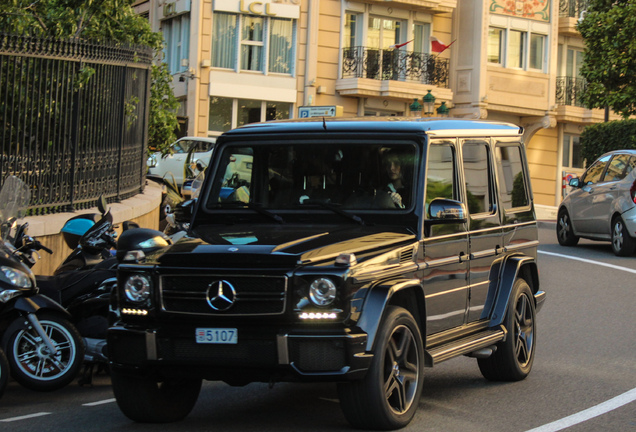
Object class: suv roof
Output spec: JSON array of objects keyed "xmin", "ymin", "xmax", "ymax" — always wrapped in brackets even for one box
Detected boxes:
[{"xmin": 222, "ymin": 117, "xmax": 523, "ymax": 138}]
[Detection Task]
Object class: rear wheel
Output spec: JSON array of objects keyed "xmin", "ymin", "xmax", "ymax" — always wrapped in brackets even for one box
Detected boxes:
[
  {"xmin": 111, "ymin": 368, "xmax": 202, "ymax": 423},
  {"xmin": 478, "ymin": 279, "xmax": 536, "ymax": 381},
  {"xmin": 611, "ymin": 216, "xmax": 635, "ymax": 256},
  {"xmin": 557, "ymin": 209, "xmax": 579, "ymax": 246},
  {"xmin": 338, "ymin": 306, "xmax": 424, "ymax": 430}
]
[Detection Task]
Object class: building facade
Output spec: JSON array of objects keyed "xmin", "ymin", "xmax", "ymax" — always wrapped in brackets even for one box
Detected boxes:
[{"xmin": 135, "ymin": 0, "xmax": 614, "ymax": 215}]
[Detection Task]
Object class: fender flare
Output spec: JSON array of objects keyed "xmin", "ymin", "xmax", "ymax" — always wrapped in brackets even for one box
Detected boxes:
[
  {"xmin": 488, "ymin": 255, "xmax": 539, "ymax": 327},
  {"xmin": 356, "ymin": 279, "xmax": 425, "ymax": 351}
]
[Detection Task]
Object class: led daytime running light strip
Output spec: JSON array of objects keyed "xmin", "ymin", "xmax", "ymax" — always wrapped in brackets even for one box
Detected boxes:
[
  {"xmin": 299, "ymin": 312, "xmax": 338, "ymax": 320},
  {"xmin": 122, "ymin": 308, "xmax": 148, "ymax": 316}
]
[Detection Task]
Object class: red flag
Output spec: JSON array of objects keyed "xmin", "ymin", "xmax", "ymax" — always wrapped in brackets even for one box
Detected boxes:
[
  {"xmin": 431, "ymin": 36, "xmax": 454, "ymax": 54},
  {"xmin": 389, "ymin": 40, "xmax": 413, "ymax": 49}
]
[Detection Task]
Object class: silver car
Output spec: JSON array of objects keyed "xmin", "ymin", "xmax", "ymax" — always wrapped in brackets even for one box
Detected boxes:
[
  {"xmin": 557, "ymin": 149, "xmax": 636, "ymax": 256},
  {"xmin": 147, "ymin": 137, "xmax": 216, "ymax": 186}
]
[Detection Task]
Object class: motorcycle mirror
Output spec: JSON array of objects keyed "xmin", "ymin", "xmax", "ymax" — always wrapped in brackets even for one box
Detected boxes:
[{"xmin": 97, "ymin": 195, "xmax": 109, "ymax": 215}]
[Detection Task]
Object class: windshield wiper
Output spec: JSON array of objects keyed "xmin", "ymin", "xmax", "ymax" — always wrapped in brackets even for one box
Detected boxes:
[
  {"xmin": 221, "ymin": 201, "xmax": 285, "ymax": 224},
  {"xmin": 300, "ymin": 201, "xmax": 365, "ymax": 225}
]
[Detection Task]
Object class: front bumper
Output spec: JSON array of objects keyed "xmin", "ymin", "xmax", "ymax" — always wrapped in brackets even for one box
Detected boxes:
[{"xmin": 108, "ymin": 324, "xmax": 372, "ymax": 382}]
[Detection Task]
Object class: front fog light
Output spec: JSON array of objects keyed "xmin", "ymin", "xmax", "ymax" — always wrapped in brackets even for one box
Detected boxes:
[
  {"xmin": 309, "ymin": 277, "xmax": 336, "ymax": 306},
  {"xmin": 124, "ymin": 274, "xmax": 151, "ymax": 303}
]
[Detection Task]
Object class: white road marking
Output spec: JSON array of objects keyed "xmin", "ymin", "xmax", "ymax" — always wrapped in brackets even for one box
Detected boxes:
[
  {"xmin": 82, "ymin": 398, "xmax": 116, "ymax": 406},
  {"xmin": 538, "ymin": 250, "xmax": 636, "ymax": 274},
  {"xmin": 525, "ymin": 388, "xmax": 636, "ymax": 432},
  {"xmin": 534, "ymin": 250, "xmax": 636, "ymax": 431},
  {"xmin": 0, "ymin": 412, "xmax": 52, "ymax": 422}
]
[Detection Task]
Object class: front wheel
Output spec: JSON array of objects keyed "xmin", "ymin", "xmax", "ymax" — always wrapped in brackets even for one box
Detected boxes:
[
  {"xmin": 611, "ymin": 216, "xmax": 635, "ymax": 256},
  {"xmin": 7, "ymin": 312, "xmax": 84, "ymax": 391},
  {"xmin": 111, "ymin": 368, "xmax": 202, "ymax": 423},
  {"xmin": 338, "ymin": 306, "xmax": 424, "ymax": 430},
  {"xmin": 478, "ymin": 278, "xmax": 536, "ymax": 381},
  {"xmin": 557, "ymin": 209, "xmax": 579, "ymax": 246}
]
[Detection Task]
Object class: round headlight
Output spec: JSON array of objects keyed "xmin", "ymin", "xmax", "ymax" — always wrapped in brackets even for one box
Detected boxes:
[
  {"xmin": 309, "ymin": 277, "xmax": 337, "ymax": 306},
  {"xmin": 0, "ymin": 266, "xmax": 32, "ymax": 288},
  {"xmin": 124, "ymin": 274, "xmax": 151, "ymax": 303}
]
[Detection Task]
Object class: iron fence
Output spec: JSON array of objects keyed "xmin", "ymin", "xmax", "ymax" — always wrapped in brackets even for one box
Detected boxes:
[
  {"xmin": 556, "ymin": 76, "xmax": 587, "ymax": 108},
  {"xmin": 0, "ymin": 33, "xmax": 153, "ymax": 214},
  {"xmin": 342, "ymin": 47, "xmax": 450, "ymax": 88}
]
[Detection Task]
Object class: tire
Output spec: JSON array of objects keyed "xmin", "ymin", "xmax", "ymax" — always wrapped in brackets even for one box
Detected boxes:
[
  {"xmin": 111, "ymin": 368, "xmax": 202, "ymax": 423},
  {"xmin": 611, "ymin": 216, "xmax": 635, "ymax": 256},
  {"xmin": 338, "ymin": 306, "xmax": 424, "ymax": 430},
  {"xmin": 0, "ymin": 347, "xmax": 9, "ymax": 399},
  {"xmin": 7, "ymin": 312, "xmax": 84, "ymax": 391},
  {"xmin": 556, "ymin": 209, "xmax": 579, "ymax": 246},
  {"xmin": 478, "ymin": 278, "xmax": 536, "ymax": 381}
]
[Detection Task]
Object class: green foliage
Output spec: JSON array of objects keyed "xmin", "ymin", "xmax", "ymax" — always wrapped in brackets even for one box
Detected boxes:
[
  {"xmin": 577, "ymin": 1, "xmax": 636, "ymax": 117},
  {"xmin": 1, "ymin": 0, "xmax": 177, "ymax": 154},
  {"xmin": 580, "ymin": 120, "xmax": 636, "ymax": 164}
]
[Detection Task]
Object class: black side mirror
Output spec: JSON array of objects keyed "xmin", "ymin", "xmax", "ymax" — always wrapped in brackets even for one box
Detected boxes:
[{"xmin": 427, "ymin": 198, "xmax": 467, "ymax": 224}]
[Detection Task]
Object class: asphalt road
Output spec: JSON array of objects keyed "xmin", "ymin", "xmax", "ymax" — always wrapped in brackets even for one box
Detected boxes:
[{"xmin": 1, "ymin": 224, "xmax": 635, "ymax": 431}]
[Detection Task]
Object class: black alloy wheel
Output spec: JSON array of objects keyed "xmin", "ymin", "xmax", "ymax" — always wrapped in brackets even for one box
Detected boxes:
[
  {"xmin": 557, "ymin": 209, "xmax": 579, "ymax": 246},
  {"xmin": 611, "ymin": 216, "xmax": 635, "ymax": 256}
]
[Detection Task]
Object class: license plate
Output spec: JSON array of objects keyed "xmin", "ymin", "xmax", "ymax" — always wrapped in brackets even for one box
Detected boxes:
[{"xmin": 195, "ymin": 328, "xmax": 238, "ymax": 344}]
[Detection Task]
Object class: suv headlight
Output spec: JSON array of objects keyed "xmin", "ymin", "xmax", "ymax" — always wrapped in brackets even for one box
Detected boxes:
[
  {"xmin": 0, "ymin": 266, "xmax": 32, "ymax": 288},
  {"xmin": 124, "ymin": 274, "xmax": 152, "ymax": 303},
  {"xmin": 309, "ymin": 277, "xmax": 337, "ymax": 306}
]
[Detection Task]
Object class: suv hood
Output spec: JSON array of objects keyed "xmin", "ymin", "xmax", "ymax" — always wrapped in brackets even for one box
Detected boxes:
[{"xmin": 155, "ymin": 224, "xmax": 416, "ymax": 268}]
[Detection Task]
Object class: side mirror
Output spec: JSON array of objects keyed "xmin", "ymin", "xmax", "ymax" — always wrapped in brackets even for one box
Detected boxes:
[
  {"xmin": 427, "ymin": 198, "xmax": 467, "ymax": 224},
  {"xmin": 97, "ymin": 195, "xmax": 109, "ymax": 215},
  {"xmin": 568, "ymin": 178, "xmax": 581, "ymax": 188}
]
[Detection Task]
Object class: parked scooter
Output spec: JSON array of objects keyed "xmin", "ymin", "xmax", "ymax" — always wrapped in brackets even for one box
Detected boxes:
[
  {"xmin": 0, "ymin": 176, "xmax": 85, "ymax": 391},
  {"xmin": 36, "ymin": 197, "xmax": 172, "ymax": 383}
]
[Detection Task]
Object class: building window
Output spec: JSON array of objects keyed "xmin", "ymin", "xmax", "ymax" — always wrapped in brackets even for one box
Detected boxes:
[
  {"xmin": 488, "ymin": 26, "xmax": 547, "ymax": 72},
  {"xmin": 488, "ymin": 27, "xmax": 504, "ymax": 64},
  {"xmin": 344, "ymin": 13, "xmax": 359, "ymax": 48},
  {"xmin": 212, "ymin": 13, "xmax": 296, "ymax": 75},
  {"xmin": 162, "ymin": 14, "xmax": 190, "ymax": 74},
  {"xmin": 209, "ymin": 98, "xmax": 292, "ymax": 133},
  {"xmin": 212, "ymin": 13, "xmax": 237, "ymax": 69},
  {"xmin": 562, "ymin": 134, "xmax": 583, "ymax": 169},
  {"xmin": 412, "ymin": 22, "xmax": 431, "ymax": 54},
  {"xmin": 241, "ymin": 16, "xmax": 264, "ymax": 71}
]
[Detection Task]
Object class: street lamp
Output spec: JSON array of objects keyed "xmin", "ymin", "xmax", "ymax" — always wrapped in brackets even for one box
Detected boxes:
[
  {"xmin": 436, "ymin": 101, "xmax": 450, "ymax": 117},
  {"xmin": 423, "ymin": 90, "xmax": 435, "ymax": 116},
  {"xmin": 409, "ymin": 98, "xmax": 422, "ymax": 117}
]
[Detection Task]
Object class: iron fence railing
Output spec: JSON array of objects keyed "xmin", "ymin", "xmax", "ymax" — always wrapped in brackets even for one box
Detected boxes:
[
  {"xmin": 0, "ymin": 33, "xmax": 153, "ymax": 214},
  {"xmin": 556, "ymin": 76, "xmax": 587, "ymax": 108},
  {"xmin": 559, "ymin": 0, "xmax": 589, "ymax": 18},
  {"xmin": 342, "ymin": 47, "xmax": 450, "ymax": 88}
]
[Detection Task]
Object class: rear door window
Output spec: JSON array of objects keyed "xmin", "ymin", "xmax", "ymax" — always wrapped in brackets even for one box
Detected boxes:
[
  {"xmin": 602, "ymin": 154, "xmax": 631, "ymax": 182},
  {"xmin": 495, "ymin": 144, "xmax": 529, "ymax": 210}
]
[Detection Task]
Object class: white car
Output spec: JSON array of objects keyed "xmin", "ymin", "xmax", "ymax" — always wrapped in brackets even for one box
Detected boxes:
[{"xmin": 147, "ymin": 137, "xmax": 216, "ymax": 186}]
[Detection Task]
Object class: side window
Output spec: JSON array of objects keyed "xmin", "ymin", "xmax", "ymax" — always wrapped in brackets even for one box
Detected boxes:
[
  {"xmin": 581, "ymin": 155, "xmax": 611, "ymax": 185},
  {"xmin": 426, "ymin": 142, "xmax": 456, "ymax": 205},
  {"xmin": 602, "ymin": 154, "xmax": 631, "ymax": 182},
  {"xmin": 462, "ymin": 140, "xmax": 494, "ymax": 215},
  {"xmin": 495, "ymin": 144, "xmax": 529, "ymax": 210}
]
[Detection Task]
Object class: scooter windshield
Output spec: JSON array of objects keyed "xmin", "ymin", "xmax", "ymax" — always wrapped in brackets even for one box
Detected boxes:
[{"xmin": 0, "ymin": 176, "xmax": 30, "ymax": 242}]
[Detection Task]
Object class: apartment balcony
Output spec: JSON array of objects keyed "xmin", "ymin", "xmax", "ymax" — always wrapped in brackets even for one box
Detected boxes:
[
  {"xmin": 559, "ymin": 0, "xmax": 588, "ymax": 36},
  {"xmin": 555, "ymin": 76, "xmax": 604, "ymax": 123},
  {"xmin": 336, "ymin": 47, "xmax": 452, "ymax": 102}
]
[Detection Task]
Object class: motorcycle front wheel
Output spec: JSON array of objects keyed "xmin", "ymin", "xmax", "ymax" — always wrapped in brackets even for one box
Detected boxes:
[{"xmin": 7, "ymin": 312, "xmax": 84, "ymax": 391}]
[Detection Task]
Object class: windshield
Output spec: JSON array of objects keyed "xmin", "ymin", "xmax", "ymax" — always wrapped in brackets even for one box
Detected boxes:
[
  {"xmin": 205, "ymin": 142, "xmax": 418, "ymax": 211},
  {"xmin": 0, "ymin": 176, "xmax": 30, "ymax": 242}
]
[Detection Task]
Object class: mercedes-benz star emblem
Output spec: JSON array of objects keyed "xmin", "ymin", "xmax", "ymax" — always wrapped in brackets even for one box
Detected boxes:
[{"xmin": 206, "ymin": 280, "xmax": 237, "ymax": 311}]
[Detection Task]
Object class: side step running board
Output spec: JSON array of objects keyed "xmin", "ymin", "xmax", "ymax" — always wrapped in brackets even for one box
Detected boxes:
[{"xmin": 424, "ymin": 326, "xmax": 507, "ymax": 367}]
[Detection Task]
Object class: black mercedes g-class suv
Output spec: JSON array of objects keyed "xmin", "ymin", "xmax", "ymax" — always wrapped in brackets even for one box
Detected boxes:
[{"xmin": 109, "ymin": 118, "xmax": 545, "ymax": 430}]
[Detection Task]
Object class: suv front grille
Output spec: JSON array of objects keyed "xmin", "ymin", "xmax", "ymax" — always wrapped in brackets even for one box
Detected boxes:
[{"xmin": 160, "ymin": 274, "xmax": 287, "ymax": 316}]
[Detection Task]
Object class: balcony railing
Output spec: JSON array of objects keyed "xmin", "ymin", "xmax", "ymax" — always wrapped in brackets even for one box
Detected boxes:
[
  {"xmin": 556, "ymin": 76, "xmax": 587, "ymax": 108},
  {"xmin": 559, "ymin": 0, "xmax": 589, "ymax": 18},
  {"xmin": 342, "ymin": 47, "xmax": 450, "ymax": 88}
]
